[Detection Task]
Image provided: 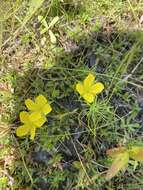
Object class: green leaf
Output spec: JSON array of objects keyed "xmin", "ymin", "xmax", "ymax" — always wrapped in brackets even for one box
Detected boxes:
[
  {"xmin": 73, "ymin": 161, "xmax": 82, "ymax": 170},
  {"xmin": 49, "ymin": 30, "xmax": 56, "ymax": 44},
  {"xmin": 23, "ymin": 0, "xmax": 44, "ymax": 26},
  {"xmin": 28, "ymin": 0, "xmax": 44, "ymax": 13},
  {"xmin": 38, "ymin": 16, "xmax": 48, "ymax": 30},
  {"xmin": 0, "ymin": 177, "xmax": 8, "ymax": 188},
  {"xmin": 129, "ymin": 160, "xmax": 139, "ymax": 171},
  {"xmin": 48, "ymin": 16, "xmax": 59, "ymax": 29},
  {"xmin": 129, "ymin": 146, "xmax": 143, "ymax": 161},
  {"xmin": 106, "ymin": 152, "xmax": 129, "ymax": 181},
  {"xmin": 41, "ymin": 28, "xmax": 48, "ymax": 35},
  {"xmin": 38, "ymin": 15, "xmax": 43, "ymax": 22}
]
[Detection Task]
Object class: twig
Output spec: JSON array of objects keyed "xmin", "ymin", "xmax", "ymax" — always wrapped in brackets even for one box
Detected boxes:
[{"xmin": 122, "ymin": 57, "xmax": 143, "ymax": 82}]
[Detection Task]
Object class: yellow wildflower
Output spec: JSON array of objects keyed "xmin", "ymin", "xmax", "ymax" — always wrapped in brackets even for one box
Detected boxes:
[
  {"xmin": 76, "ymin": 73, "xmax": 104, "ymax": 103},
  {"xmin": 25, "ymin": 94, "xmax": 52, "ymax": 117},
  {"xmin": 16, "ymin": 111, "xmax": 46, "ymax": 140}
]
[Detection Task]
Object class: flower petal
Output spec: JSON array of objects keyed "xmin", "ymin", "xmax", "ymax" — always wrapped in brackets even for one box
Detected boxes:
[
  {"xmin": 30, "ymin": 127, "xmax": 36, "ymax": 140},
  {"xmin": 34, "ymin": 116, "xmax": 46, "ymax": 127},
  {"xmin": 16, "ymin": 125, "xmax": 30, "ymax": 137},
  {"xmin": 83, "ymin": 93, "xmax": 94, "ymax": 103},
  {"xmin": 91, "ymin": 82, "xmax": 104, "ymax": 95},
  {"xmin": 29, "ymin": 112, "xmax": 42, "ymax": 122},
  {"xmin": 83, "ymin": 73, "xmax": 95, "ymax": 87},
  {"xmin": 25, "ymin": 99, "xmax": 36, "ymax": 111},
  {"xmin": 76, "ymin": 82, "xmax": 84, "ymax": 95},
  {"xmin": 20, "ymin": 111, "xmax": 29, "ymax": 123},
  {"xmin": 35, "ymin": 94, "xmax": 47, "ymax": 106},
  {"xmin": 42, "ymin": 104, "xmax": 52, "ymax": 115}
]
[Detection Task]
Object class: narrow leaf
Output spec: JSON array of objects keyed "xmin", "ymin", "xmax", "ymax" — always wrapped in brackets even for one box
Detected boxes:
[
  {"xmin": 38, "ymin": 15, "xmax": 43, "ymax": 22},
  {"xmin": 106, "ymin": 152, "xmax": 129, "ymax": 181},
  {"xmin": 48, "ymin": 16, "xmax": 59, "ymax": 29},
  {"xmin": 49, "ymin": 30, "xmax": 56, "ymax": 44},
  {"xmin": 41, "ymin": 28, "xmax": 48, "ymax": 35}
]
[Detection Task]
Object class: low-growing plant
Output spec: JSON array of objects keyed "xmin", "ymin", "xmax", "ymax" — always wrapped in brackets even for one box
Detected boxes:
[
  {"xmin": 38, "ymin": 15, "xmax": 59, "ymax": 44},
  {"xmin": 2, "ymin": 0, "xmax": 143, "ymax": 189}
]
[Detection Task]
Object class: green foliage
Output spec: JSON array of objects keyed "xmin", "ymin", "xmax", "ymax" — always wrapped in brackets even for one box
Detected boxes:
[
  {"xmin": 1, "ymin": 0, "xmax": 143, "ymax": 189},
  {"xmin": 49, "ymin": 170, "xmax": 66, "ymax": 188},
  {"xmin": 23, "ymin": 0, "xmax": 45, "ymax": 26},
  {"xmin": 0, "ymin": 177, "xmax": 8, "ymax": 189},
  {"xmin": 0, "ymin": 136, "xmax": 11, "ymax": 159},
  {"xmin": 38, "ymin": 15, "xmax": 59, "ymax": 44}
]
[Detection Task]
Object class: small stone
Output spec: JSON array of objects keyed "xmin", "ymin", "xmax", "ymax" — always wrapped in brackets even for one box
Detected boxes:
[
  {"xmin": 35, "ymin": 177, "xmax": 49, "ymax": 189},
  {"xmin": 87, "ymin": 53, "xmax": 96, "ymax": 68},
  {"xmin": 31, "ymin": 150, "xmax": 52, "ymax": 165}
]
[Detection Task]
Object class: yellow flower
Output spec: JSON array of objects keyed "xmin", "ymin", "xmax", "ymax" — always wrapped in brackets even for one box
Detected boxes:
[
  {"xmin": 76, "ymin": 73, "xmax": 104, "ymax": 103},
  {"xmin": 25, "ymin": 94, "xmax": 52, "ymax": 117},
  {"xmin": 16, "ymin": 111, "xmax": 46, "ymax": 140}
]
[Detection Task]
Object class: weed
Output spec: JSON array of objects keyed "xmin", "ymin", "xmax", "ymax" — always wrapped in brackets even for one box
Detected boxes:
[{"xmin": 1, "ymin": 0, "xmax": 143, "ymax": 189}]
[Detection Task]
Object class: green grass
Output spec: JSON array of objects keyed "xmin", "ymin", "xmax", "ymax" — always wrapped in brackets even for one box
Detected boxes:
[{"xmin": 1, "ymin": 0, "xmax": 143, "ymax": 189}]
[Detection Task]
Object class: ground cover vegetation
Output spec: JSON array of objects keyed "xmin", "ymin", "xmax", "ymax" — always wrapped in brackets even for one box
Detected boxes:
[{"xmin": 1, "ymin": 0, "xmax": 143, "ymax": 189}]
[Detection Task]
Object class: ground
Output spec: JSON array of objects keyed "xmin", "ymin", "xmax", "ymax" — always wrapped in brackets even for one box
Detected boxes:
[{"xmin": 1, "ymin": 0, "xmax": 143, "ymax": 189}]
